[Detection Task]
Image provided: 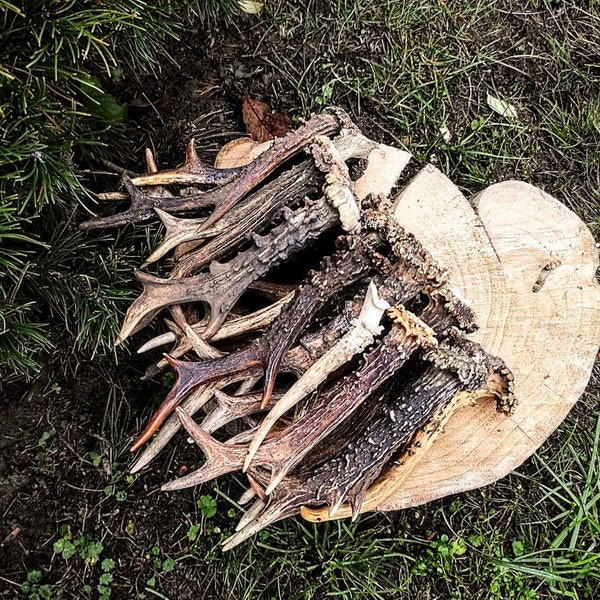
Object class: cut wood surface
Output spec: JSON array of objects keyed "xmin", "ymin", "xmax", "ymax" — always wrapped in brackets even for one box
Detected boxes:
[
  {"xmin": 211, "ymin": 134, "xmax": 600, "ymax": 513},
  {"xmin": 378, "ymin": 169, "xmax": 600, "ymax": 510}
]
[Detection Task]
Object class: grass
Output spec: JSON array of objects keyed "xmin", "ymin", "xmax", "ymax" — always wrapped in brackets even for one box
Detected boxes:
[
  {"xmin": 258, "ymin": 0, "xmax": 600, "ymax": 225},
  {"xmin": 0, "ymin": 0, "xmax": 243, "ymax": 377},
  {"xmin": 2, "ymin": 0, "xmax": 600, "ymax": 598},
  {"xmin": 122, "ymin": 0, "xmax": 599, "ymax": 596},
  {"xmin": 23, "ymin": 386, "xmax": 599, "ymax": 599}
]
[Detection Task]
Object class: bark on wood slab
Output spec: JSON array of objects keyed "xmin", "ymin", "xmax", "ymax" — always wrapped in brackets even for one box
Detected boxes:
[{"xmin": 377, "ymin": 169, "xmax": 600, "ymax": 511}]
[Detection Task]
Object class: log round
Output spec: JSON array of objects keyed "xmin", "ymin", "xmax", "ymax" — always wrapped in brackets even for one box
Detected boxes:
[{"xmin": 215, "ymin": 134, "xmax": 600, "ymax": 514}]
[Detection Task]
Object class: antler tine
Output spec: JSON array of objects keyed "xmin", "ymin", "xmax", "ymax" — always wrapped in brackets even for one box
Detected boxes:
[
  {"xmin": 160, "ymin": 408, "xmax": 247, "ymax": 491},
  {"xmin": 235, "ymin": 498, "xmax": 266, "ymax": 532},
  {"xmin": 115, "ymin": 269, "xmax": 213, "ymax": 346},
  {"xmin": 143, "ymin": 209, "xmax": 207, "ymax": 266},
  {"xmin": 116, "ymin": 270, "xmax": 173, "ymax": 344},
  {"xmin": 130, "ymin": 347, "xmax": 265, "ymax": 452},
  {"xmin": 130, "ymin": 138, "xmax": 242, "ymax": 188},
  {"xmin": 222, "ymin": 481, "xmax": 311, "ymax": 551},
  {"xmin": 144, "ymin": 148, "xmax": 158, "ymax": 173},
  {"xmin": 142, "ymin": 148, "xmax": 173, "ymax": 201},
  {"xmin": 222, "ymin": 504, "xmax": 284, "ymax": 551},
  {"xmin": 162, "ymin": 408, "xmax": 293, "ymax": 492},
  {"xmin": 244, "ymin": 281, "xmax": 389, "ymax": 470},
  {"xmin": 130, "ymin": 383, "xmax": 216, "ymax": 474},
  {"xmin": 238, "ymin": 487, "xmax": 257, "ymax": 506},
  {"xmin": 200, "ymin": 390, "xmax": 280, "ymax": 434},
  {"xmin": 169, "ymin": 305, "xmax": 223, "ymax": 360}
]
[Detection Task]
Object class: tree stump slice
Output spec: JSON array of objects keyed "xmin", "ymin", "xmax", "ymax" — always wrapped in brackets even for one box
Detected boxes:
[
  {"xmin": 206, "ymin": 134, "xmax": 600, "ymax": 512},
  {"xmin": 379, "ymin": 171, "xmax": 600, "ymax": 511}
]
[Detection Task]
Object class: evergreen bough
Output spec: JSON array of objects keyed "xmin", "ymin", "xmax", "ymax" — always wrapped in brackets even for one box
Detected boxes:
[{"xmin": 0, "ymin": 0, "xmax": 242, "ymax": 377}]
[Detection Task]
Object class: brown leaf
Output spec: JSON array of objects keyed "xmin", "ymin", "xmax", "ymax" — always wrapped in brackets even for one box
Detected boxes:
[
  {"xmin": 242, "ymin": 96, "xmax": 292, "ymax": 143},
  {"xmin": 214, "ymin": 138, "xmax": 273, "ymax": 169}
]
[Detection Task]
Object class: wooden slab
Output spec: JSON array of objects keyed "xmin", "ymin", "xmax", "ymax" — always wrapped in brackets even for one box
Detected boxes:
[
  {"xmin": 378, "ymin": 172, "xmax": 600, "ymax": 510},
  {"xmin": 353, "ymin": 143, "xmax": 411, "ymax": 201},
  {"xmin": 197, "ymin": 134, "xmax": 600, "ymax": 512}
]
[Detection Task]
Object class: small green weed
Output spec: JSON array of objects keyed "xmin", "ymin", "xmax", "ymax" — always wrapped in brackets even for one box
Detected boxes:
[
  {"xmin": 20, "ymin": 570, "xmax": 53, "ymax": 600},
  {"xmin": 412, "ymin": 534, "xmax": 467, "ymax": 576},
  {"xmin": 197, "ymin": 494, "xmax": 218, "ymax": 518},
  {"xmin": 51, "ymin": 526, "xmax": 118, "ymax": 597},
  {"xmin": 53, "ymin": 532, "xmax": 103, "ymax": 565},
  {"xmin": 144, "ymin": 545, "xmax": 179, "ymax": 593},
  {"xmin": 37, "ymin": 429, "xmax": 55, "ymax": 448},
  {"xmin": 97, "ymin": 558, "xmax": 116, "ymax": 600}
]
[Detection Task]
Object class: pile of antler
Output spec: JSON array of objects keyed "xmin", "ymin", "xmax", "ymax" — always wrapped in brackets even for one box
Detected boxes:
[{"xmin": 81, "ymin": 109, "xmax": 515, "ymax": 549}]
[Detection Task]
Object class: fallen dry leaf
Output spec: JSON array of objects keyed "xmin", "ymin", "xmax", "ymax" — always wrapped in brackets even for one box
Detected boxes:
[
  {"xmin": 242, "ymin": 96, "xmax": 292, "ymax": 143},
  {"xmin": 214, "ymin": 137, "xmax": 273, "ymax": 168},
  {"xmin": 486, "ymin": 93, "xmax": 518, "ymax": 120},
  {"xmin": 239, "ymin": 0, "xmax": 264, "ymax": 13}
]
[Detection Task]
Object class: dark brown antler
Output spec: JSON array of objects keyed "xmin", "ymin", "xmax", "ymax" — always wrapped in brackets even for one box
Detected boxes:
[
  {"xmin": 223, "ymin": 331, "xmax": 514, "ymax": 549},
  {"xmin": 169, "ymin": 160, "xmax": 319, "ymax": 275},
  {"xmin": 116, "ymin": 193, "xmax": 340, "ymax": 345},
  {"xmin": 128, "ymin": 231, "xmax": 389, "ymax": 451},
  {"xmin": 245, "ymin": 293, "xmax": 469, "ymax": 494},
  {"xmin": 301, "ymin": 331, "xmax": 516, "ymax": 522},
  {"xmin": 80, "ymin": 112, "xmax": 342, "ymax": 230}
]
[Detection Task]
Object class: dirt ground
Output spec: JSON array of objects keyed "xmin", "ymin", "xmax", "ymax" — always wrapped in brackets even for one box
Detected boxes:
[{"xmin": 2, "ymin": 2, "xmax": 599, "ymax": 598}]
